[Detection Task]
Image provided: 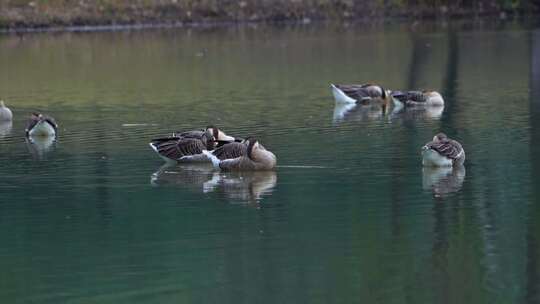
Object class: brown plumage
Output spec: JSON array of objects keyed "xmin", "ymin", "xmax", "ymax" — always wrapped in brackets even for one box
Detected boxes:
[
  {"xmin": 150, "ymin": 126, "xmax": 236, "ymax": 163},
  {"xmin": 422, "ymin": 133, "xmax": 465, "ymax": 167},
  {"xmin": 425, "ymin": 134, "xmax": 464, "ymax": 161},
  {"xmin": 334, "ymin": 83, "xmax": 390, "ymax": 104},
  {"xmin": 205, "ymin": 137, "xmax": 277, "ymax": 171},
  {"xmin": 150, "ymin": 130, "xmax": 216, "ymax": 162},
  {"xmin": 212, "ymin": 141, "xmax": 248, "ymax": 160}
]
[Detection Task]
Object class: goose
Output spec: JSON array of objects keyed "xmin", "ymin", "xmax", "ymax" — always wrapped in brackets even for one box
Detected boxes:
[
  {"xmin": 0, "ymin": 100, "xmax": 13, "ymax": 121},
  {"xmin": 25, "ymin": 112, "xmax": 58, "ymax": 137},
  {"xmin": 331, "ymin": 83, "xmax": 392, "ymax": 105},
  {"xmin": 391, "ymin": 90, "xmax": 444, "ymax": 107},
  {"xmin": 203, "ymin": 137, "xmax": 276, "ymax": 171},
  {"xmin": 422, "ymin": 133, "xmax": 465, "ymax": 167},
  {"xmin": 149, "ymin": 128, "xmax": 219, "ymax": 163}
]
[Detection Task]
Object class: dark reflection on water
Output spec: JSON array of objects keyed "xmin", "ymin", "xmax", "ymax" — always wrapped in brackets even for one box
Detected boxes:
[
  {"xmin": 25, "ymin": 136, "xmax": 56, "ymax": 159},
  {"xmin": 422, "ymin": 165, "xmax": 466, "ymax": 199},
  {"xmin": 0, "ymin": 20, "xmax": 537, "ymax": 303},
  {"xmin": 0, "ymin": 121, "xmax": 12, "ymax": 138}
]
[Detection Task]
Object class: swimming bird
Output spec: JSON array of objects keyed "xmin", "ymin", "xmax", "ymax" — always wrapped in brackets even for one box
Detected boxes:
[
  {"xmin": 150, "ymin": 126, "xmax": 237, "ymax": 162},
  {"xmin": 25, "ymin": 112, "xmax": 58, "ymax": 137},
  {"xmin": 391, "ymin": 90, "xmax": 444, "ymax": 107},
  {"xmin": 150, "ymin": 128, "xmax": 219, "ymax": 163},
  {"xmin": 203, "ymin": 137, "xmax": 276, "ymax": 171},
  {"xmin": 0, "ymin": 100, "xmax": 13, "ymax": 121},
  {"xmin": 422, "ymin": 133, "xmax": 465, "ymax": 167},
  {"xmin": 331, "ymin": 83, "xmax": 392, "ymax": 105}
]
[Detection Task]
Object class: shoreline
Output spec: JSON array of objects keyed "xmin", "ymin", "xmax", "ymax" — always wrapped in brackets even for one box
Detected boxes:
[{"xmin": 0, "ymin": 1, "xmax": 538, "ymax": 33}]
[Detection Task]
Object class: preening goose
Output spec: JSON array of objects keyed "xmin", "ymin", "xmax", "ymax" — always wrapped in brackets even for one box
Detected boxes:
[
  {"xmin": 422, "ymin": 133, "xmax": 465, "ymax": 167},
  {"xmin": 391, "ymin": 90, "xmax": 444, "ymax": 107},
  {"xmin": 203, "ymin": 137, "xmax": 276, "ymax": 171},
  {"xmin": 0, "ymin": 101, "xmax": 13, "ymax": 121},
  {"xmin": 331, "ymin": 83, "xmax": 392, "ymax": 105},
  {"xmin": 25, "ymin": 112, "xmax": 58, "ymax": 137},
  {"xmin": 149, "ymin": 128, "xmax": 219, "ymax": 163}
]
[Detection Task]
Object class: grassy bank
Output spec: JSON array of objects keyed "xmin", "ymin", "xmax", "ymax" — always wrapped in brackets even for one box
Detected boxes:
[{"xmin": 1, "ymin": 0, "xmax": 539, "ymax": 29}]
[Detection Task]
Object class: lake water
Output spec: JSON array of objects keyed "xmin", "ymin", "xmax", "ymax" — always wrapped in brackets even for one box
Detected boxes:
[{"xmin": 0, "ymin": 20, "xmax": 539, "ymax": 303}]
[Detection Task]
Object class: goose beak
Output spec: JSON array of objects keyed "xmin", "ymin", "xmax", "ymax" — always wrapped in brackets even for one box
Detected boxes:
[{"xmin": 220, "ymin": 134, "xmax": 235, "ymax": 142}]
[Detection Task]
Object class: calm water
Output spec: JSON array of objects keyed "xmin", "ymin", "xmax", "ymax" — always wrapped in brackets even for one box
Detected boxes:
[{"xmin": 0, "ymin": 20, "xmax": 539, "ymax": 303}]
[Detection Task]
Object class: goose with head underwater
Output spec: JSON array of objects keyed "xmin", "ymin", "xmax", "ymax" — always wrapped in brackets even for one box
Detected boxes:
[
  {"xmin": 149, "ymin": 126, "xmax": 236, "ymax": 163},
  {"xmin": 0, "ymin": 101, "xmax": 13, "ymax": 122},
  {"xmin": 25, "ymin": 112, "xmax": 58, "ymax": 137},
  {"xmin": 391, "ymin": 90, "xmax": 444, "ymax": 107},
  {"xmin": 203, "ymin": 137, "xmax": 276, "ymax": 171},
  {"xmin": 422, "ymin": 133, "xmax": 465, "ymax": 167}
]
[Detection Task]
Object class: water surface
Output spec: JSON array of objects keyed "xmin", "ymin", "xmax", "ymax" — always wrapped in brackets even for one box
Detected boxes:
[{"xmin": 0, "ymin": 20, "xmax": 539, "ymax": 303}]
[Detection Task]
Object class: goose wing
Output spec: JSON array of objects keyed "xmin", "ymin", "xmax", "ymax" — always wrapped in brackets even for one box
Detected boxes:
[
  {"xmin": 335, "ymin": 84, "xmax": 372, "ymax": 100},
  {"xmin": 172, "ymin": 129, "xmax": 205, "ymax": 138},
  {"xmin": 43, "ymin": 115, "xmax": 58, "ymax": 130},
  {"xmin": 25, "ymin": 117, "xmax": 39, "ymax": 134},
  {"xmin": 426, "ymin": 139, "xmax": 463, "ymax": 160},
  {"xmin": 337, "ymin": 83, "xmax": 384, "ymax": 100},
  {"xmin": 150, "ymin": 137, "xmax": 207, "ymax": 160},
  {"xmin": 212, "ymin": 142, "xmax": 248, "ymax": 160},
  {"xmin": 392, "ymin": 91, "xmax": 426, "ymax": 105}
]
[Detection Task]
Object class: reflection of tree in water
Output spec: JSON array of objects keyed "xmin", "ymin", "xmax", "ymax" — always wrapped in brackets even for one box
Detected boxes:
[
  {"xmin": 93, "ymin": 105, "xmax": 112, "ymax": 222},
  {"xmin": 428, "ymin": 28, "xmax": 460, "ymax": 300},
  {"xmin": 440, "ymin": 30, "xmax": 459, "ymax": 134},
  {"xmin": 526, "ymin": 29, "xmax": 540, "ymax": 304}
]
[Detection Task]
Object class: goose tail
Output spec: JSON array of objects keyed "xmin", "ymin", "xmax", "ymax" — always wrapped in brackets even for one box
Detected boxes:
[
  {"xmin": 331, "ymin": 84, "xmax": 356, "ymax": 104},
  {"xmin": 202, "ymin": 150, "xmax": 221, "ymax": 169},
  {"xmin": 149, "ymin": 142, "xmax": 159, "ymax": 153}
]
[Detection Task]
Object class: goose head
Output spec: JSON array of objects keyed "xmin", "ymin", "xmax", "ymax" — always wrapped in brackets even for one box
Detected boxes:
[
  {"xmin": 0, "ymin": 100, "xmax": 5, "ymax": 108},
  {"xmin": 433, "ymin": 132, "xmax": 448, "ymax": 142},
  {"xmin": 202, "ymin": 128, "xmax": 218, "ymax": 149},
  {"xmin": 206, "ymin": 125, "xmax": 235, "ymax": 142},
  {"xmin": 246, "ymin": 137, "xmax": 259, "ymax": 161},
  {"xmin": 31, "ymin": 112, "xmax": 42, "ymax": 120}
]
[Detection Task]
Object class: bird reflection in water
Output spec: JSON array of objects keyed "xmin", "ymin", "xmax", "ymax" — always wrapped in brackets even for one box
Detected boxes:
[
  {"xmin": 203, "ymin": 171, "xmax": 277, "ymax": 205},
  {"xmin": 332, "ymin": 102, "xmax": 392, "ymax": 124},
  {"xmin": 25, "ymin": 136, "xmax": 56, "ymax": 159},
  {"xmin": 0, "ymin": 121, "xmax": 12, "ymax": 138},
  {"xmin": 388, "ymin": 105, "xmax": 444, "ymax": 121},
  {"xmin": 422, "ymin": 165, "xmax": 466, "ymax": 198},
  {"xmin": 151, "ymin": 163, "xmax": 216, "ymax": 189},
  {"xmin": 151, "ymin": 164, "xmax": 277, "ymax": 205}
]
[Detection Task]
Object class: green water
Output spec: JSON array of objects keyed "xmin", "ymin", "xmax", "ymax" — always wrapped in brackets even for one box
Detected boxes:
[{"xmin": 0, "ymin": 21, "xmax": 539, "ymax": 303}]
